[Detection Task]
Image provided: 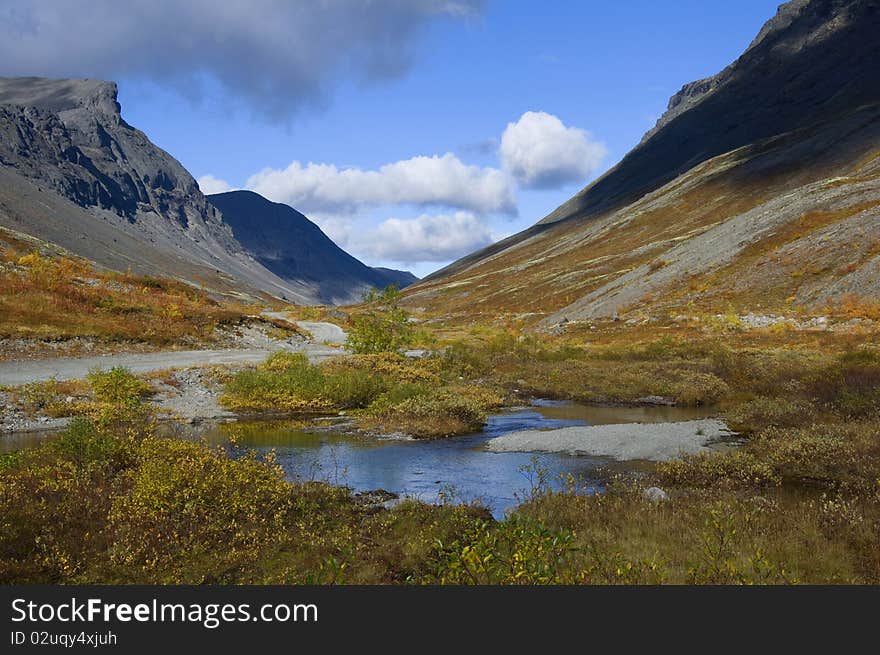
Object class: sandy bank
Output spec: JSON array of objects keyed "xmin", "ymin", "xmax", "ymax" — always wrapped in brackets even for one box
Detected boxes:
[{"xmin": 484, "ymin": 418, "xmax": 734, "ymax": 461}]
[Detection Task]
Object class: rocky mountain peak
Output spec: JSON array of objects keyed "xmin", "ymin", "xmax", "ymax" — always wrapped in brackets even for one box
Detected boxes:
[
  {"xmin": 0, "ymin": 76, "xmax": 205, "ymax": 224},
  {"xmin": 0, "ymin": 77, "xmax": 121, "ymax": 120}
]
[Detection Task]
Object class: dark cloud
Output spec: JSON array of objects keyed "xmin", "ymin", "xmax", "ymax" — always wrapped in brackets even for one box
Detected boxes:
[{"xmin": 0, "ymin": 0, "xmax": 485, "ymax": 121}]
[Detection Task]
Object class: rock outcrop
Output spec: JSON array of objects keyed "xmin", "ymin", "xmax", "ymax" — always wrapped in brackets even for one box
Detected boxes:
[{"xmin": 0, "ymin": 77, "xmax": 415, "ymax": 304}]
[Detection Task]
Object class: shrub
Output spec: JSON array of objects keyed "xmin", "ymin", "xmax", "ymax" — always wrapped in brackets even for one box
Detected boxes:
[
  {"xmin": 657, "ymin": 451, "xmax": 780, "ymax": 488},
  {"xmin": 364, "ymin": 390, "xmax": 490, "ymax": 439},
  {"xmin": 727, "ymin": 396, "xmax": 818, "ymax": 433},
  {"xmin": 428, "ymin": 517, "xmax": 581, "ymax": 584},
  {"xmin": 106, "ymin": 439, "xmax": 294, "ymax": 583},
  {"xmin": 805, "ymin": 348, "xmax": 880, "ymax": 418},
  {"xmin": 260, "ymin": 351, "xmax": 309, "ymax": 372},
  {"xmin": 753, "ymin": 426, "xmax": 867, "ymax": 488},
  {"xmin": 0, "ymin": 419, "xmax": 138, "ymax": 582},
  {"xmin": 221, "ymin": 353, "xmax": 388, "ymax": 413},
  {"xmin": 672, "ymin": 373, "xmax": 729, "ymax": 406},
  {"xmin": 345, "ymin": 286, "xmax": 414, "ymax": 354},
  {"xmin": 87, "ymin": 367, "xmax": 151, "ymax": 405}
]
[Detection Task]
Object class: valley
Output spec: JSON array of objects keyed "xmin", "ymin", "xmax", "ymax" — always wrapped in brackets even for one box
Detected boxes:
[{"xmin": 1, "ymin": 0, "xmax": 878, "ymax": 586}]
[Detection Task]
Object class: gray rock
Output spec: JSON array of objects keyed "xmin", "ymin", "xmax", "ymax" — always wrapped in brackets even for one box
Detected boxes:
[
  {"xmin": 643, "ymin": 487, "xmax": 669, "ymax": 503},
  {"xmin": 636, "ymin": 395, "xmax": 676, "ymax": 406},
  {"xmin": 0, "ymin": 77, "xmax": 416, "ymax": 305}
]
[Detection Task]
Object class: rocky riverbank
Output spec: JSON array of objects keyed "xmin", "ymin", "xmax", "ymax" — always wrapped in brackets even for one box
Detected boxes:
[{"xmin": 485, "ymin": 418, "xmax": 735, "ymax": 461}]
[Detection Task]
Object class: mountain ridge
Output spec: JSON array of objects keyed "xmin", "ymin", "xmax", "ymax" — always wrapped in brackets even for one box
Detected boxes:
[
  {"xmin": 405, "ymin": 0, "xmax": 880, "ymax": 326},
  {"xmin": 207, "ymin": 190, "xmax": 416, "ymax": 305},
  {"xmin": 0, "ymin": 76, "xmax": 414, "ymax": 304}
]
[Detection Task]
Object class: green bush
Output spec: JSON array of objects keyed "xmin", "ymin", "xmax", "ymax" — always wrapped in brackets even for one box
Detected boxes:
[
  {"xmin": 753, "ymin": 426, "xmax": 866, "ymax": 488},
  {"xmin": 106, "ymin": 439, "xmax": 294, "ymax": 583},
  {"xmin": 87, "ymin": 367, "xmax": 151, "ymax": 405},
  {"xmin": 346, "ymin": 286, "xmax": 414, "ymax": 354},
  {"xmin": 221, "ymin": 353, "xmax": 388, "ymax": 413},
  {"xmin": 672, "ymin": 373, "xmax": 729, "ymax": 406},
  {"xmin": 428, "ymin": 517, "xmax": 581, "ymax": 584}
]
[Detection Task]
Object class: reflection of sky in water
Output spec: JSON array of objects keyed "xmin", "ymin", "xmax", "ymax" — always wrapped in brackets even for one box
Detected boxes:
[
  {"xmin": 2, "ymin": 401, "xmax": 714, "ymax": 519},
  {"xmin": 202, "ymin": 401, "xmax": 714, "ymax": 519}
]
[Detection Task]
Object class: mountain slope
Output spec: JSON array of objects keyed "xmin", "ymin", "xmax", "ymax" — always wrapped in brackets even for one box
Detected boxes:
[
  {"xmin": 406, "ymin": 0, "xmax": 880, "ymax": 326},
  {"xmin": 0, "ymin": 77, "xmax": 411, "ymax": 305},
  {"xmin": 0, "ymin": 77, "xmax": 325, "ymax": 303},
  {"xmin": 207, "ymin": 190, "xmax": 416, "ymax": 305}
]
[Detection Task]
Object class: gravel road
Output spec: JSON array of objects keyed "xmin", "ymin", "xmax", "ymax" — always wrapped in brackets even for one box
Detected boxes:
[
  {"xmin": 260, "ymin": 311, "xmax": 348, "ymax": 345},
  {"xmin": 0, "ymin": 325, "xmax": 346, "ymax": 387},
  {"xmin": 293, "ymin": 321, "xmax": 348, "ymax": 344}
]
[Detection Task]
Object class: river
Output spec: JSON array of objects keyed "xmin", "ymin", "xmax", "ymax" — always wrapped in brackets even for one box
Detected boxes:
[{"xmin": 200, "ymin": 400, "xmax": 713, "ymax": 518}]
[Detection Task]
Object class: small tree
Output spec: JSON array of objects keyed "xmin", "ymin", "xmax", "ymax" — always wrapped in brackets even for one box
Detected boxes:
[{"xmin": 346, "ymin": 285, "xmax": 414, "ymax": 354}]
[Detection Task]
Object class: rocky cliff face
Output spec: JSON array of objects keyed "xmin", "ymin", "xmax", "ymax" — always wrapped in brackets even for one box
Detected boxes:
[
  {"xmin": 0, "ymin": 77, "xmax": 411, "ymax": 304},
  {"xmin": 406, "ymin": 0, "xmax": 880, "ymax": 325},
  {"xmin": 0, "ymin": 78, "xmax": 223, "ymax": 231}
]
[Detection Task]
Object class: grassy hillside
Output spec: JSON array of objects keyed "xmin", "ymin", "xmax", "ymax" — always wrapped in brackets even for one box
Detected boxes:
[{"xmin": 0, "ymin": 228, "xmax": 246, "ymax": 350}]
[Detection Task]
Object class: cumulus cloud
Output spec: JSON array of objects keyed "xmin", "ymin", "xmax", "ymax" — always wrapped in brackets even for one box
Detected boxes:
[
  {"xmin": 246, "ymin": 154, "xmax": 516, "ymax": 215},
  {"xmin": 499, "ymin": 111, "xmax": 606, "ymax": 189},
  {"xmin": 0, "ymin": 0, "xmax": 485, "ymax": 121},
  {"xmin": 196, "ymin": 174, "xmax": 233, "ymax": 195},
  {"xmin": 354, "ymin": 212, "xmax": 494, "ymax": 263}
]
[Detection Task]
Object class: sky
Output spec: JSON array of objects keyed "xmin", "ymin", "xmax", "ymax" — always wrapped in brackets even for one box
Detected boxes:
[{"xmin": 0, "ymin": 0, "xmax": 782, "ymax": 278}]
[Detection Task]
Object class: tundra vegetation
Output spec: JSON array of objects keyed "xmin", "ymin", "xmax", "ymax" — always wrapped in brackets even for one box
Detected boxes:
[
  {"xmin": 1, "ymin": 245, "xmax": 879, "ymax": 583},
  {"xmin": 0, "ymin": 233, "xmax": 246, "ymax": 349},
  {"xmin": 220, "ymin": 351, "xmax": 503, "ymax": 439},
  {"xmin": 2, "ymin": 311, "xmax": 879, "ymax": 584}
]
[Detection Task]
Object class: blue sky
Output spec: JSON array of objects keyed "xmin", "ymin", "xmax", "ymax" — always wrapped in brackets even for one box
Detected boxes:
[{"xmin": 2, "ymin": 0, "xmax": 781, "ymax": 277}]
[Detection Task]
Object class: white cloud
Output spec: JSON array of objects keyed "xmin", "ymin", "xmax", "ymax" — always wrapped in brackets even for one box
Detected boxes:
[
  {"xmin": 499, "ymin": 111, "xmax": 606, "ymax": 189},
  {"xmin": 355, "ymin": 212, "xmax": 494, "ymax": 263},
  {"xmin": 0, "ymin": 0, "xmax": 485, "ymax": 121},
  {"xmin": 196, "ymin": 174, "xmax": 233, "ymax": 195},
  {"xmin": 246, "ymin": 154, "xmax": 516, "ymax": 215},
  {"xmin": 309, "ymin": 214, "xmax": 355, "ymax": 250}
]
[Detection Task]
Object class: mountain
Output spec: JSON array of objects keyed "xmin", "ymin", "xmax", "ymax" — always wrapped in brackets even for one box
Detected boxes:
[
  {"xmin": 0, "ymin": 77, "xmax": 413, "ymax": 304},
  {"xmin": 406, "ymin": 0, "xmax": 880, "ymax": 326},
  {"xmin": 207, "ymin": 190, "xmax": 417, "ymax": 304}
]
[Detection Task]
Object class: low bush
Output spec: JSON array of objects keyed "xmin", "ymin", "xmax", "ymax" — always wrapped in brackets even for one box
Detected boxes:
[
  {"xmin": 364, "ymin": 389, "xmax": 493, "ymax": 439},
  {"xmin": 671, "ymin": 373, "xmax": 729, "ymax": 406},
  {"xmin": 657, "ymin": 451, "xmax": 780, "ymax": 488},
  {"xmin": 221, "ymin": 352, "xmax": 387, "ymax": 413},
  {"xmin": 87, "ymin": 367, "xmax": 152, "ymax": 405},
  {"xmin": 345, "ymin": 286, "xmax": 414, "ymax": 354},
  {"xmin": 727, "ymin": 396, "xmax": 818, "ymax": 433}
]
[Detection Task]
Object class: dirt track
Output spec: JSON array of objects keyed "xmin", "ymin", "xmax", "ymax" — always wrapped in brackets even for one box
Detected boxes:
[{"xmin": 0, "ymin": 321, "xmax": 346, "ymax": 387}]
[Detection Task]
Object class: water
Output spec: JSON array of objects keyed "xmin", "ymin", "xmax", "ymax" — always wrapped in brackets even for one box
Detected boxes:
[
  {"xmin": 1, "ymin": 400, "xmax": 714, "ymax": 518},
  {"xmin": 199, "ymin": 400, "xmax": 714, "ymax": 518}
]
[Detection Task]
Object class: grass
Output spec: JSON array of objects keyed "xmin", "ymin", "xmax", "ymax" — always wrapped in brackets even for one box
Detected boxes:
[
  {"xmin": 2, "ymin": 410, "xmax": 876, "ymax": 584},
  {"xmin": 220, "ymin": 351, "xmax": 502, "ymax": 438},
  {"xmin": 0, "ymin": 238, "xmax": 247, "ymax": 346},
  {"xmin": 509, "ymin": 482, "xmax": 878, "ymax": 584},
  {"xmin": 2, "ymin": 310, "xmax": 879, "ymax": 584}
]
